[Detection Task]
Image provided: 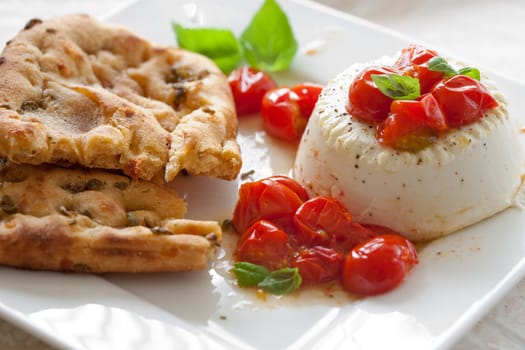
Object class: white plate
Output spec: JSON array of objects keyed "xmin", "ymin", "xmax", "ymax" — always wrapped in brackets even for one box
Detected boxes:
[{"xmin": 2, "ymin": 0, "xmax": 525, "ymax": 349}]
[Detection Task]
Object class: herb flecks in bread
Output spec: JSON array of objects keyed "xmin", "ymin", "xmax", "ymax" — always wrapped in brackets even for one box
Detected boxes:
[
  {"xmin": 0, "ymin": 162, "xmax": 221, "ymax": 272},
  {"xmin": 0, "ymin": 14, "xmax": 241, "ymax": 181}
]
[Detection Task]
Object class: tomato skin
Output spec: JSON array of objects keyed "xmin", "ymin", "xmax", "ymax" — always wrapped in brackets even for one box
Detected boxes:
[
  {"xmin": 290, "ymin": 83, "xmax": 324, "ymax": 118},
  {"xmin": 268, "ymin": 175, "xmax": 310, "ymax": 202},
  {"xmin": 293, "ymin": 196, "xmax": 353, "ymax": 248},
  {"xmin": 394, "ymin": 45, "xmax": 441, "ymax": 94},
  {"xmin": 228, "ymin": 66, "xmax": 278, "ymax": 116},
  {"xmin": 235, "ymin": 220, "xmax": 291, "ymax": 270},
  {"xmin": 290, "ymin": 246, "xmax": 343, "ymax": 285},
  {"xmin": 431, "ymin": 75, "xmax": 499, "ymax": 128},
  {"xmin": 259, "ymin": 83, "xmax": 323, "ymax": 142},
  {"xmin": 394, "ymin": 44, "xmax": 438, "ymax": 69},
  {"xmin": 335, "ymin": 222, "xmax": 378, "ymax": 253},
  {"xmin": 293, "ymin": 196, "xmax": 376, "ymax": 251},
  {"xmin": 341, "ymin": 234, "xmax": 418, "ymax": 296},
  {"xmin": 232, "ymin": 176, "xmax": 307, "ymax": 234},
  {"xmin": 261, "ymin": 87, "xmax": 312, "ymax": 142},
  {"xmin": 347, "ymin": 66, "xmax": 398, "ymax": 123},
  {"xmin": 416, "ymin": 64, "xmax": 444, "ymax": 94},
  {"xmin": 419, "ymin": 92, "xmax": 447, "ymax": 131}
]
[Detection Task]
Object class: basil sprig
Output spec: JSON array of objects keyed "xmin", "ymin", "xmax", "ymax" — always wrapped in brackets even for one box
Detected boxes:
[
  {"xmin": 458, "ymin": 67, "xmax": 481, "ymax": 80},
  {"xmin": 231, "ymin": 262, "xmax": 270, "ymax": 287},
  {"xmin": 231, "ymin": 262, "xmax": 302, "ymax": 295},
  {"xmin": 371, "ymin": 74, "xmax": 421, "ymax": 100},
  {"xmin": 173, "ymin": 0, "xmax": 297, "ymax": 73},
  {"xmin": 427, "ymin": 56, "xmax": 481, "ymax": 81},
  {"xmin": 240, "ymin": 0, "xmax": 297, "ymax": 72},
  {"xmin": 258, "ymin": 268, "xmax": 302, "ymax": 295},
  {"xmin": 172, "ymin": 25, "xmax": 242, "ymax": 74},
  {"xmin": 426, "ymin": 57, "xmax": 457, "ymax": 77}
]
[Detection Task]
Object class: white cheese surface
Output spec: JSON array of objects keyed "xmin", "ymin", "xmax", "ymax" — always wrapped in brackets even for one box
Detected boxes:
[{"xmin": 294, "ymin": 58, "xmax": 525, "ymax": 241}]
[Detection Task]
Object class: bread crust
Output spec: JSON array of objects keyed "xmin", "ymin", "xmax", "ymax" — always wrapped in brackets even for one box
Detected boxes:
[
  {"xmin": 0, "ymin": 162, "xmax": 221, "ymax": 272},
  {"xmin": 0, "ymin": 14, "xmax": 241, "ymax": 181}
]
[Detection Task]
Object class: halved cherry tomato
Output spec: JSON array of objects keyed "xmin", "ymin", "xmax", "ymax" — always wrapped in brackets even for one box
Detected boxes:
[
  {"xmin": 346, "ymin": 65, "xmax": 399, "ymax": 123},
  {"xmin": 228, "ymin": 66, "xmax": 278, "ymax": 116},
  {"xmin": 232, "ymin": 176, "xmax": 308, "ymax": 234},
  {"xmin": 341, "ymin": 234, "xmax": 418, "ymax": 296},
  {"xmin": 290, "ymin": 246, "xmax": 343, "ymax": 285},
  {"xmin": 290, "ymin": 83, "xmax": 324, "ymax": 118},
  {"xmin": 293, "ymin": 196, "xmax": 375, "ymax": 251},
  {"xmin": 235, "ymin": 220, "xmax": 291, "ymax": 270},
  {"xmin": 376, "ymin": 99, "xmax": 437, "ymax": 151},
  {"xmin": 261, "ymin": 87, "xmax": 307, "ymax": 142},
  {"xmin": 431, "ymin": 75, "xmax": 499, "ymax": 128}
]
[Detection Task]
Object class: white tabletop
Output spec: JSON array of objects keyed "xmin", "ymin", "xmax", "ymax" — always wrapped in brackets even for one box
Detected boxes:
[{"xmin": 0, "ymin": 0, "xmax": 524, "ymax": 349}]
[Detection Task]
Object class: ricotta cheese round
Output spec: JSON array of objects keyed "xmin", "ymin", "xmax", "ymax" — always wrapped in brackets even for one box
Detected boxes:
[{"xmin": 294, "ymin": 57, "xmax": 525, "ymax": 241}]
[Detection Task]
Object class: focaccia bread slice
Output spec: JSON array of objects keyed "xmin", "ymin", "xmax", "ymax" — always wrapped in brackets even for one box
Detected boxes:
[
  {"xmin": 0, "ymin": 162, "xmax": 221, "ymax": 272},
  {"xmin": 0, "ymin": 14, "xmax": 241, "ymax": 181}
]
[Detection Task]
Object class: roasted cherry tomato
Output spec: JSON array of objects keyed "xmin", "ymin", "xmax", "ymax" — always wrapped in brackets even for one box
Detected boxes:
[
  {"xmin": 431, "ymin": 75, "xmax": 499, "ymax": 128},
  {"xmin": 341, "ymin": 234, "xmax": 418, "ymax": 296},
  {"xmin": 261, "ymin": 87, "xmax": 305, "ymax": 141},
  {"xmin": 346, "ymin": 65, "xmax": 399, "ymax": 123},
  {"xmin": 419, "ymin": 92, "xmax": 448, "ymax": 131},
  {"xmin": 232, "ymin": 176, "xmax": 308, "ymax": 234},
  {"xmin": 290, "ymin": 83, "xmax": 324, "ymax": 118},
  {"xmin": 394, "ymin": 45, "xmax": 441, "ymax": 93},
  {"xmin": 394, "ymin": 44, "xmax": 438, "ymax": 70},
  {"xmin": 235, "ymin": 220, "xmax": 291, "ymax": 270},
  {"xmin": 394, "ymin": 45, "xmax": 441, "ymax": 94},
  {"xmin": 228, "ymin": 66, "xmax": 278, "ymax": 116},
  {"xmin": 376, "ymin": 99, "xmax": 437, "ymax": 151},
  {"xmin": 293, "ymin": 196, "xmax": 352, "ymax": 247},
  {"xmin": 269, "ymin": 175, "xmax": 310, "ymax": 202},
  {"xmin": 416, "ymin": 63, "xmax": 444, "ymax": 94},
  {"xmin": 293, "ymin": 196, "xmax": 375, "ymax": 251},
  {"xmin": 290, "ymin": 246, "xmax": 343, "ymax": 285},
  {"xmin": 261, "ymin": 88, "xmax": 307, "ymax": 142},
  {"xmin": 261, "ymin": 83, "xmax": 323, "ymax": 142}
]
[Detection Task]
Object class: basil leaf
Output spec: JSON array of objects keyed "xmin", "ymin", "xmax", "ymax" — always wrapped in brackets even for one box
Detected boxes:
[
  {"xmin": 427, "ymin": 56, "xmax": 457, "ymax": 77},
  {"xmin": 371, "ymin": 74, "xmax": 421, "ymax": 100},
  {"xmin": 240, "ymin": 0, "xmax": 297, "ymax": 72},
  {"xmin": 231, "ymin": 262, "xmax": 270, "ymax": 287},
  {"xmin": 258, "ymin": 267, "xmax": 302, "ymax": 295},
  {"xmin": 458, "ymin": 67, "xmax": 481, "ymax": 81},
  {"xmin": 173, "ymin": 23, "xmax": 242, "ymax": 73}
]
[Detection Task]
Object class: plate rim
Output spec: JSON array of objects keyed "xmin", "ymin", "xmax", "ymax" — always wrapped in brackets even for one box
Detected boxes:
[{"xmin": 0, "ymin": 1, "xmax": 524, "ymax": 349}]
